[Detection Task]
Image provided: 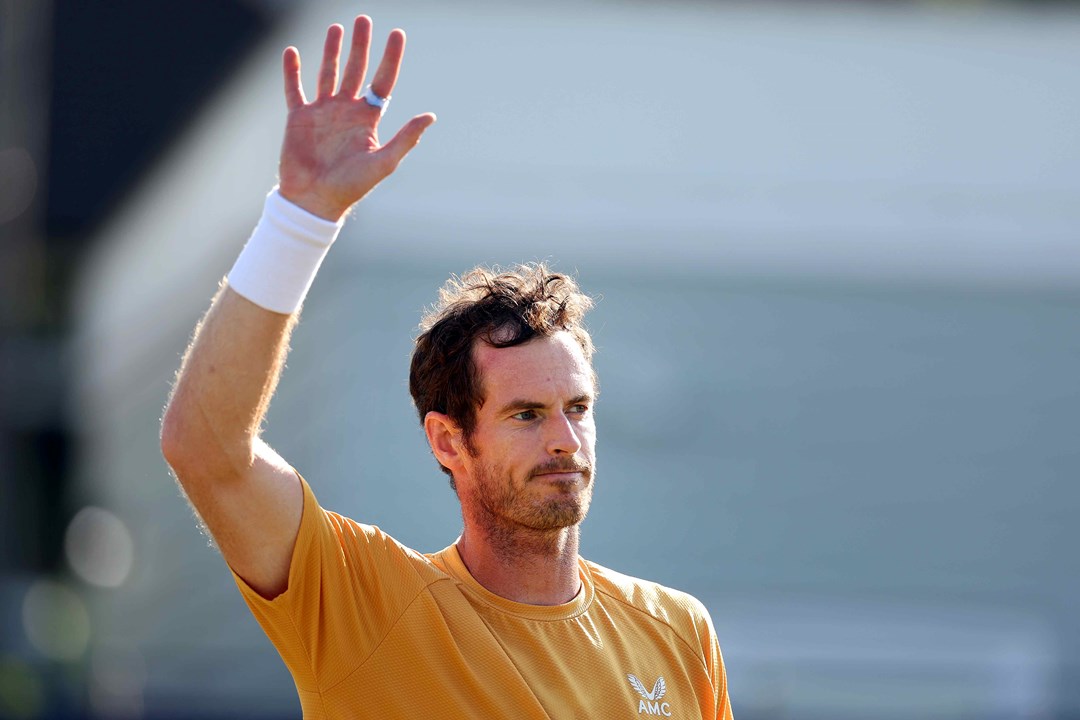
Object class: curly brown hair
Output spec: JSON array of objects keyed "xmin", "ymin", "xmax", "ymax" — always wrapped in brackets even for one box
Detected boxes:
[{"xmin": 409, "ymin": 263, "xmax": 596, "ymax": 482}]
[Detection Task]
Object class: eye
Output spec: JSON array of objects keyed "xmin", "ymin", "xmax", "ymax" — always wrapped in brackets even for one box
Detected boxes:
[
  {"xmin": 512, "ymin": 409, "xmax": 538, "ymax": 421},
  {"xmin": 568, "ymin": 404, "xmax": 590, "ymax": 415}
]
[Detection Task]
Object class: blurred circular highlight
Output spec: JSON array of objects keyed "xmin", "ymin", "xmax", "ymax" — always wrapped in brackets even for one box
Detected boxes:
[
  {"xmin": 65, "ymin": 506, "xmax": 135, "ymax": 588},
  {"xmin": 21, "ymin": 580, "xmax": 91, "ymax": 662},
  {"xmin": 0, "ymin": 656, "xmax": 44, "ymax": 719},
  {"xmin": 89, "ymin": 646, "xmax": 147, "ymax": 719}
]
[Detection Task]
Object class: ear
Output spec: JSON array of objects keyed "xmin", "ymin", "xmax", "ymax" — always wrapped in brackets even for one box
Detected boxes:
[{"xmin": 424, "ymin": 411, "xmax": 466, "ymax": 474}]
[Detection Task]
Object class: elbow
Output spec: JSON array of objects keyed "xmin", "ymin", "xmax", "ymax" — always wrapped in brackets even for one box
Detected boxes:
[
  {"xmin": 159, "ymin": 395, "xmax": 211, "ymax": 478},
  {"xmin": 160, "ymin": 399, "xmax": 192, "ymax": 475},
  {"xmin": 159, "ymin": 396, "xmax": 252, "ymax": 484}
]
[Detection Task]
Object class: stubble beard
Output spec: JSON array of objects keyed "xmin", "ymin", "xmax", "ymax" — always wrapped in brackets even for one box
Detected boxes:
[{"xmin": 470, "ymin": 456, "xmax": 595, "ymax": 536}]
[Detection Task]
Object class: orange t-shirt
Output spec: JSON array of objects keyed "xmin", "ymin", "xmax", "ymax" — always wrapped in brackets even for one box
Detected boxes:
[{"xmin": 233, "ymin": 477, "xmax": 733, "ymax": 719}]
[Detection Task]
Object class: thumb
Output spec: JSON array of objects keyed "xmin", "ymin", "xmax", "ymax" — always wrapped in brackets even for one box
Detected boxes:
[{"xmin": 379, "ymin": 113, "xmax": 437, "ymax": 170}]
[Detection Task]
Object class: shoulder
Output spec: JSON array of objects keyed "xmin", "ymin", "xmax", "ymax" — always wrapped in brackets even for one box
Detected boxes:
[
  {"xmin": 585, "ymin": 559, "xmax": 731, "ymax": 711},
  {"xmin": 293, "ymin": 477, "xmax": 449, "ymax": 588},
  {"xmin": 585, "ymin": 559, "xmax": 717, "ymax": 648},
  {"xmin": 316, "ymin": 515, "xmax": 448, "ymax": 588}
]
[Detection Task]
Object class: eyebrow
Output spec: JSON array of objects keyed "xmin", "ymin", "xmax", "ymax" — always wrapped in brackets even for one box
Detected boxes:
[{"xmin": 496, "ymin": 394, "xmax": 594, "ymax": 417}]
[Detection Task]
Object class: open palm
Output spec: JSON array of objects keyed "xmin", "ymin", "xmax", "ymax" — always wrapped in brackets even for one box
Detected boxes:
[{"xmin": 278, "ymin": 16, "xmax": 436, "ymax": 221}]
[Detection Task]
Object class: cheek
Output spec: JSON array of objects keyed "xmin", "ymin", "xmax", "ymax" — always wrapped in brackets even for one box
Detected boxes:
[{"xmin": 580, "ymin": 422, "xmax": 597, "ymax": 454}]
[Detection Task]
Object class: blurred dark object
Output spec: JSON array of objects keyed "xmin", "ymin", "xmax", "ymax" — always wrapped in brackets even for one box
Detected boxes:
[
  {"xmin": 2, "ymin": 0, "xmax": 279, "ymax": 577},
  {"xmin": 47, "ymin": 0, "xmax": 276, "ymax": 243}
]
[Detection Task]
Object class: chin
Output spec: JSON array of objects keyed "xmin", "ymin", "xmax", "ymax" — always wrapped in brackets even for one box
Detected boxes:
[{"xmin": 527, "ymin": 496, "xmax": 590, "ymax": 530}]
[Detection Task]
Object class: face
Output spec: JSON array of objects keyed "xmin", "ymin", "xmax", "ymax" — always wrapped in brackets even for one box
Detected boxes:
[{"xmin": 458, "ymin": 331, "xmax": 597, "ymax": 533}]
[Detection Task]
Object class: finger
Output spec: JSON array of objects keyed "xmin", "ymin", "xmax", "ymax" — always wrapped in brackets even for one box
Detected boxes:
[
  {"xmin": 338, "ymin": 15, "xmax": 372, "ymax": 98},
  {"xmin": 282, "ymin": 47, "xmax": 307, "ymax": 109},
  {"xmin": 369, "ymin": 29, "xmax": 406, "ymax": 100},
  {"xmin": 317, "ymin": 24, "xmax": 344, "ymax": 99},
  {"xmin": 377, "ymin": 113, "xmax": 436, "ymax": 170}
]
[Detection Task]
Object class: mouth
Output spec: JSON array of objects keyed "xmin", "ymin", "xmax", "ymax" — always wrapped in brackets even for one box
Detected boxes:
[
  {"xmin": 533, "ymin": 471, "xmax": 584, "ymax": 481},
  {"xmin": 530, "ymin": 465, "xmax": 591, "ymax": 485}
]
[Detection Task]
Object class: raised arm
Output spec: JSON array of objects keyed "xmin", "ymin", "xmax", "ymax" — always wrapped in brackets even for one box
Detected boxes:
[{"xmin": 160, "ymin": 16, "xmax": 435, "ymax": 599}]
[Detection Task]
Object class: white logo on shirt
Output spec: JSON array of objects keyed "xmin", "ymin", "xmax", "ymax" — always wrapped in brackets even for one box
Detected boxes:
[{"xmin": 628, "ymin": 674, "xmax": 671, "ymax": 716}]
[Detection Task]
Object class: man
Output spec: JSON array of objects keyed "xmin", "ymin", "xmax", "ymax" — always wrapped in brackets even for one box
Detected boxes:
[{"xmin": 161, "ymin": 14, "xmax": 732, "ymax": 719}]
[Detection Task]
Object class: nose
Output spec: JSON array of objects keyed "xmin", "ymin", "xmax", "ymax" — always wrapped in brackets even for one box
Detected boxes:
[{"xmin": 546, "ymin": 412, "xmax": 583, "ymax": 456}]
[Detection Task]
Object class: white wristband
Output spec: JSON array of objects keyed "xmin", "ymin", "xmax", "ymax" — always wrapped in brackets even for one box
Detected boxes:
[{"xmin": 227, "ymin": 188, "xmax": 344, "ymax": 314}]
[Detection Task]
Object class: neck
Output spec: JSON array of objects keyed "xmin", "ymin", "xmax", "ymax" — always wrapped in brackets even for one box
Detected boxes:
[{"xmin": 457, "ymin": 521, "xmax": 582, "ymax": 606}]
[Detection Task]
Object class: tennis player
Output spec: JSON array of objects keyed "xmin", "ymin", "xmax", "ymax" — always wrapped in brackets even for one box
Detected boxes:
[{"xmin": 162, "ymin": 14, "xmax": 733, "ymax": 718}]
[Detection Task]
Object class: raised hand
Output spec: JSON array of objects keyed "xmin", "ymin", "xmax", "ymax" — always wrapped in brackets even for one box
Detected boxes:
[{"xmin": 277, "ymin": 16, "xmax": 436, "ymax": 221}]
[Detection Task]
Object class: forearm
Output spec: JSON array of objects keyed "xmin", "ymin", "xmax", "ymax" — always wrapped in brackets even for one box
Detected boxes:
[
  {"xmin": 162, "ymin": 285, "xmax": 296, "ymax": 481},
  {"xmin": 162, "ymin": 185, "xmax": 343, "ymax": 479}
]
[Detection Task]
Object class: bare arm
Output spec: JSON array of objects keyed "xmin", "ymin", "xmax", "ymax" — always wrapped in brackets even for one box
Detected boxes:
[{"xmin": 160, "ymin": 16, "xmax": 435, "ymax": 599}]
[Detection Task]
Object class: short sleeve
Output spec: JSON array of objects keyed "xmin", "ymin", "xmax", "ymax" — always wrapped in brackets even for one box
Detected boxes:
[
  {"xmin": 232, "ymin": 475, "xmax": 432, "ymax": 693},
  {"xmin": 696, "ymin": 602, "xmax": 733, "ymax": 720}
]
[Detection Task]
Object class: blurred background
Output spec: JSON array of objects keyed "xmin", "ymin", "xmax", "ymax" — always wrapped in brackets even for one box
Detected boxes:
[{"xmin": 2, "ymin": 0, "xmax": 1079, "ymax": 717}]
